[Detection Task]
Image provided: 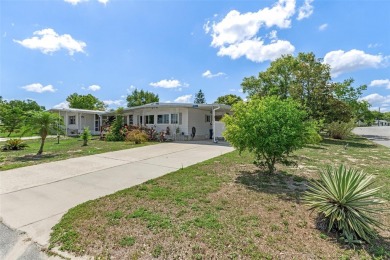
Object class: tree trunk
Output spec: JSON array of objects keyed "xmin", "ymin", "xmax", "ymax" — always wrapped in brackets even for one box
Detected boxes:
[
  {"xmin": 267, "ymin": 157, "xmax": 276, "ymax": 174},
  {"xmin": 37, "ymin": 137, "xmax": 46, "ymax": 155}
]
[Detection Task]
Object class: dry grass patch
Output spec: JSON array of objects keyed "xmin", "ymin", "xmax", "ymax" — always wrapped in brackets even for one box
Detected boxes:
[{"xmin": 50, "ymin": 136, "xmax": 390, "ymax": 259}]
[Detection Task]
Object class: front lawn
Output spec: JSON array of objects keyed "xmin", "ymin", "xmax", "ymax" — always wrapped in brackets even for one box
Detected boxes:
[
  {"xmin": 50, "ymin": 136, "xmax": 390, "ymax": 259},
  {"xmin": 0, "ymin": 137, "xmax": 155, "ymax": 171}
]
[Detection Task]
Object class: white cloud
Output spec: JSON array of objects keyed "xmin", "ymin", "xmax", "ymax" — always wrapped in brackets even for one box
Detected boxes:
[
  {"xmin": 368, "ymin": 43, "xmax": 382, "ymax": 49},
  {"xmin": 297, "ymin": 0, "xmax": 314, "ymax": 20},
  {"xmin": 202, "ymin": 70, "xmax": 226, "ymax": 78},
  {"xmin": 53, "ymin": 101, "xmax": 69, "ymax": 109},
  {"xmin": 87, "ymin": 84, "xmax": 101, "ymax": 91},
  {"xmin": 64, "ymin": 0, "xmax": 109, "ymax": 5},
  {"xmin": 209, "ymin": 0, "xmax": 295, "ymax": 47},
  {"xmin": 228, "ymin": 88, "xmax": 244, "ymax": 93},
  {"xmin": 360, "ymin": 93, "xmax": 390, "ymax": 107},
  {"xmin": 103, "ymin": 99, "xmax": 124, "ymax": 106},
  {"xmin": 268, "ymin": 30, "xmax": 278, "ymax": 41},
  {"xmin": 22, "ymin": 83, "xmax": 56, "ymax": 93},
  {"xmin": 150, "ymin": 79, "xmax": 182, "ymax": 88},
  {"xmin": 64, "ymin": 0, "xmax": 87, "ymax": 5},
  {"xmin": 97, "ymin": 0, "xmax": 109, "ymax": 4},
  {"xmin": 203, "ymin": 21, "xmax": 211, "ymax": 34},
  {"xmin": 217, "ymin": 38, "xmax": 295, "ymax": 63},
  {"xmin": 174, "ymin": 94, "xmax": 192, "ymax": 103},
  {"xmin": 126, "ymin": 85, "xmax": 136, "ymax": 94},
  {"xmin": 318, "ymin": 23, "xmax": 328, "ymax": 31},
  {"xmin": 14, "ymin": 28, "xmax": 86, "ymax": 55},
  {"xmin": 369, "ymin": 79, "xmax": 390, "ymax": 89},
  {"xmin": 323, "ymin": 49, "xmax": 386, "ymax": 77},
  {"xmin": 205, "ymin": 0, "xmax": 296, "ymax": 63}
]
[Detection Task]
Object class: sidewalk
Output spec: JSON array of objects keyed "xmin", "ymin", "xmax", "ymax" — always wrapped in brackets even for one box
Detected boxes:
[
  {"xmin": 0, "ymin": 141, "xmax": 234, "ymax": 259},
  {"xmin": 0, "ymin": 135, "xmax": 58, "ymax": 142}
]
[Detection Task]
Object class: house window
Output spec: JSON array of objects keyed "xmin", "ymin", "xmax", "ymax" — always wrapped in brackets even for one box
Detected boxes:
[
  {"xmin": 157, "ymin": 114, "xmax": 169, "ymax": 124},
  {"xmin": 171, "ymin": 114, "xmax": 178, "ymax": 124},
  {"xmin": 205, "ymin": 115, "xmax": 211, "ymax": 123},
  {"xmin": 179, "ymin": 113, "xmax": 182, "ymax": 125},
  {"xmin": 69, "ymin": 116, "xmax": 76, "ymax": 125},
  {"xmin": 95, "ymin": 114, "xmax": 100, "ymax": 131},
  {"xmin": 129, "ymin": 115, "xmax": 133, "ymax": 125},
  {"xmin": 145, "ymin": 115, "xmax": 154, "ymax": 124},
  {"xmin": 138, "ymin": 115, "xmax": 143, "ymax": 125}
]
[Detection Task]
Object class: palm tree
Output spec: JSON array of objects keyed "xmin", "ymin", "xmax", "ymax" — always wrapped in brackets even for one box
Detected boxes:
[{"xmin": 27, "ymin": 111, "xmax": 61, "ymax": 155}]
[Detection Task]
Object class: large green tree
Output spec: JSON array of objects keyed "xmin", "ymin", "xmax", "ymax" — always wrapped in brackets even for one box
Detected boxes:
[
  {"xmin": 0, "ymin": 98, "xmax": 44, "ymax": 136},
  {"xmin": 26, "ymin": 111, "xmax": 62, "ymax": 155},
  {"xmin": 214, "ymin": 94, "xmax": 243, "ymax": 106},
  {"xmin": 241, "ymin": 52, "xmax": 367, "ymax": 124},
  {"xmin": 126, "ymin": 89, "xmax": 159, "ymax": 107},
  {"xmin": 223, "ymin": 96, "xmax": 320, "ymax": 174},
  {"xmin": 66, "ymin": 93, "xmax": 107, "ymax": 111},
  {"xmin": 194, "ymin": 89, "xmax": 206, "ymax": 104}
]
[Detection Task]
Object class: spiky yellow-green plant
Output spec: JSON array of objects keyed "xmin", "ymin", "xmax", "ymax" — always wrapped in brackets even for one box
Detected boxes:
[{"xmin": 303, "ymin": 165, "xmax": 384, "ymax": 243}]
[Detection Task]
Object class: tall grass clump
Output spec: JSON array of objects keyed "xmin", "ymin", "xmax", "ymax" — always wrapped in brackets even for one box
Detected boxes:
[{"xmin": 327, "ymin": 120, "xmax": 355, "ymax": 139}]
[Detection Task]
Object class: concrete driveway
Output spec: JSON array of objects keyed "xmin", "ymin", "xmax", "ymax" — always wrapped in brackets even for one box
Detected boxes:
[
  {"xmin": 0, "ymin": 141, "xmax": 234, "ymax": 259},
  {"xmin": 353, "ymin": 126, "xmax": 390, "ymax": 148}
]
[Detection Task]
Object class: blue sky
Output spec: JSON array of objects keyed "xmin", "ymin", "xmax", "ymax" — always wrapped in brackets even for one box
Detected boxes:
[{"xmin": 1, "ymin": 0, "xmax": 389, "ymax": 111}]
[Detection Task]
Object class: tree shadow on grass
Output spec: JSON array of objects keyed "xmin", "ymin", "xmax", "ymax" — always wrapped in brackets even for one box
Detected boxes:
[
  {"xmin": 12, "ymin": 153, "xmax": 58, "ymax": 162},
  {"xmin": 303, "ymin": 144, "xmax": 326, "ymax": 150},
  {"xmin": 235, "ymin": 169, "xmax": 309, "ymax": 204},
  {"xmin": 321, "ymin": 137, "xmax": 377, "ymax": 149}
]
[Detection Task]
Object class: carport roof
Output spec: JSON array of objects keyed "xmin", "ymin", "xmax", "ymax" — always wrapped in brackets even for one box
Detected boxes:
[{"xmin": 49, "ymin": 103, "xmax": 231, "ymax": 116}]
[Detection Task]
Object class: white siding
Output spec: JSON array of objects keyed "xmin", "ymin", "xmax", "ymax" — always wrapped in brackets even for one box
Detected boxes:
[
  {"xmin": 187, "ymin": 108, "xmax": 213, "ymax": 140},
  {"xmin": 215, "ymin": 121, "xmax": 226, "ymax": 138},
  {"xmin": 59, "ymin": 112, "xmax": 100, "ymax": 135},
  {"xmin": 124, "ymin": 108, "xmax": 189, "ymax": 137}
]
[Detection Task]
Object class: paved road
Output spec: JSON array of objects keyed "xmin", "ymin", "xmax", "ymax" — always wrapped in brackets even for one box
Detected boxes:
[
  {"xmin": 353, "ymin": 126, "xmax": 390, "ymax": 148},
  {"xmin": 0, "ymin": 141, "xmax": 234, "ymax": 259}
]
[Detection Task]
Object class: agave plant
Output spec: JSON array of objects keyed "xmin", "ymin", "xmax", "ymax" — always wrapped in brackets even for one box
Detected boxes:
[{"xmin": 303, "ymin": 164, "xmax": 384, "ymax": 243}]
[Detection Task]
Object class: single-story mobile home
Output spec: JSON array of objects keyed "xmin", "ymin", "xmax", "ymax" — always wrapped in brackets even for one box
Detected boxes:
[{"xmin": 49, "ymin": 103, "xmax": 231, "ymax": 140}]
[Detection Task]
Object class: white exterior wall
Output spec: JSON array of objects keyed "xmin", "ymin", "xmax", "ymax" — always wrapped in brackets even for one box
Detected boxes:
[
  {"xmin": 215, "ymin": 121, "xmax": 225, "ymax": 138},
  {"xmin": 187, "ymin": 108, "xmax": 213, "ymax": 140},
  {"xmin": 124, "ymin": 108, "xmax": 189, "ymax": 137},
  {"xmin": 59, "ymin": 112, "xmax": 100, "ymax": 135},
  {"xmin": 81, "ymin": 114, "xmax": 95, "ymax": 133}
]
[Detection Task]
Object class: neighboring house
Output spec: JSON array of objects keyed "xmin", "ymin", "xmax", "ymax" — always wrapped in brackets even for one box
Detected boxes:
[
  {"xmin": 49, "ymin": 103, "xmax": 231, "ymax": 140},
  {"xmin": 375, "ymin": 120, "xmax": 390, "ymax": 126},
  {"xmin": 48, "ymin": 108, "xmax": 105, "ymax": 136}
]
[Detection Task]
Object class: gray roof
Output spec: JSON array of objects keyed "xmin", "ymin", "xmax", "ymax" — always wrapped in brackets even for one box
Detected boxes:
[
  {"xmin": 49, "ymin": 103, "xmax": 231, "ymax": 116},
  {"xmin": 122, "ymin": 102, "xmax": 231, "ymax": 111},
  {"xmin": 48, "ymin": 108, "xmax": 106, "ymax": 115}
]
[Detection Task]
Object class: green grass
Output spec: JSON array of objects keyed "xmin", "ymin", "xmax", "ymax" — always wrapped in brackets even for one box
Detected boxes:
[
  {"xmin": 0, "ymin": 137, "xmax": 156, "ymax": 171},
  {"xmin": 0, "ymin": 129, "xmax": 36, "ymax": 138},
  {"xmin": 49, "ymin": 135, "xmax": 390, "ymax": 259}
]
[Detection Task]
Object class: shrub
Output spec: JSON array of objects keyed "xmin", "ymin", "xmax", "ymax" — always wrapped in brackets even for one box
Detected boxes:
[
  {"xmin": 106, "ymin": 115, "xmax": 125, "ymax": 142},
  {"xmin": 327, "ymin": 120, "xmax": 355, "ymax": 139},
  {"xmin": 2, "ymin": 138, "xmax": 29, "ymax": 151},
  {"xmin": 126, "ymin": 129, "xmax": 148, "ymax": 144},
  {"xmin": 222, "ymin": 96, "xmax": 321, "ymax": 174},
  {"xmin": 81, "ymin": 127, "xmax": 91, "ymax": 146},
  {"xmin": 303, "ymin": 165, "xmax": 384, "ymax": 244}
]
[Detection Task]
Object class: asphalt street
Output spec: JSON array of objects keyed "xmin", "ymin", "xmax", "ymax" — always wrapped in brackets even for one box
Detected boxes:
[{"xmin": 352, "ymin": 126, "xmax": 390, "ymax": 148}]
